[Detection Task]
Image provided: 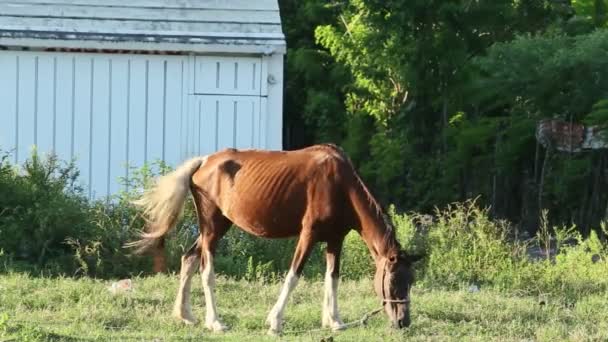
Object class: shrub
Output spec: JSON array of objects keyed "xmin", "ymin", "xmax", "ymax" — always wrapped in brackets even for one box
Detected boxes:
[
  {"xmin": 419, "ymin": 199, "xmax": 528, "ymax": 290},
  {"xmin": 62, "ymin": 160, "xmax": 198, "ymax": 278},
  {"xmin": 0, "ymin": 149, "xmax": 91, "ymax": 271},
  {"xmin": 214, "ymin": 228, "xmax": 325, "ymax": 281},
  {"xmin": 385, "ymin": 199, "xmax": 608, "ymax": 302},
  {"xmin": 1, "ymin": 150, "xmax": 607, "ymax": 303},
  {"xmin": 523, "ymin": 229, "xmax": 608, "ymax": 302},
  {"xmin": 0, "ymin": 150, "xmax": 194, "ymax": 278}
]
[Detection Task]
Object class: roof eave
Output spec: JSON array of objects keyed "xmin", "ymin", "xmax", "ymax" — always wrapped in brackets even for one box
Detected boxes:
[{"xmin": 0, "ymin": 34, "xmax": 286, "ymax": 55}]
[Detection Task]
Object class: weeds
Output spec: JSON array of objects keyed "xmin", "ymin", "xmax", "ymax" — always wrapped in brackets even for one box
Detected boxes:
[
  {"xmin": 0, "ymin": 151, "xmax": 607, "ymax": 304},
  {"xmin": 1, "ymin": 274, "xmax": 607, "ymax": 341}
]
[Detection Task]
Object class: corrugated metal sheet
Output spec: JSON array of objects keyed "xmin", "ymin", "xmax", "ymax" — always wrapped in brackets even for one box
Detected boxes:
[
  {"xmin": 0, "ymin": 0, "xmax": 285, "ymax": 54},
  {"xmin": 0, "ymin": 50, "xmax": 275, "ymax": 199},
  {"xmin": 536, "ymin": 119, "xmax": 608, "ymax": 152}
]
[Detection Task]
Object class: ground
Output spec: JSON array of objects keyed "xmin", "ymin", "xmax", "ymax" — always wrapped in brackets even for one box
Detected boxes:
[{"xmin": 1, "ymin": 273, "xmax": 607, "ymax": 341}]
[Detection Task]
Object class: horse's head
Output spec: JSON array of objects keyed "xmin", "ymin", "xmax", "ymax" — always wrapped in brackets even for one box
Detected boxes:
[{"xmin": 373, "ymin": 250, "xmax": 423, "ymax": 329}]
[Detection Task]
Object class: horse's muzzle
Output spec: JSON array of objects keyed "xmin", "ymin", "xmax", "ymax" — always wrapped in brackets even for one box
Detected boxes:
[{"xmin": 392, "ymin": 317, "xmax": 410, "ymax": 329}]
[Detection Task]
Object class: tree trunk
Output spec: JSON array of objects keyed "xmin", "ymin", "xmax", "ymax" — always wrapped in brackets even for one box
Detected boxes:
[
  {"xmin": 538, "ymin": 147, "xmax": 551, "ymax": 216},
  {"xmin": 442, "ymin": 96, "xmax": 448, "ymax": 154},
  {"xmin": 586, "ymin": 152, "xmax": 604, "ymax": 235}
]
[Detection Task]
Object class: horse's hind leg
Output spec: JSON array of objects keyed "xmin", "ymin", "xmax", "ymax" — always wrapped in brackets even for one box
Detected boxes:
[
  {"xmin": 172, "ymin": 238, "xmax": 201, "ymax": 325},
  {"xmin": 322, "ymin": 238, "xmax": 346, "ymax": 331},
  {"xmin": 266, "ymin": 227, "xmax": 317, "ymax": 335},
  {"xmin": 199, "ymin": 214, "xmax": 231, "ymax": 332}
]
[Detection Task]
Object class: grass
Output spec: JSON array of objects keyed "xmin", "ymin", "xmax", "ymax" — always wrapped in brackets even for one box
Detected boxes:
[{"xmin": 1, "ymin": 272, "xmax": 607, "ymax": 341}]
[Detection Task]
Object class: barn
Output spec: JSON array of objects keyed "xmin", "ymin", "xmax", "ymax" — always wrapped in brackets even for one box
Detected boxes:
[{"xmin": 0, "ymin": 0, "xmax": 285, "ymax": 199}]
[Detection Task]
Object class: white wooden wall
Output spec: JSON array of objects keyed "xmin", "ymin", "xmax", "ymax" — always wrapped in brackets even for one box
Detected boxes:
[{"xmin": 0, "ymin": 50, "xmax": 282, "ymax": 199}]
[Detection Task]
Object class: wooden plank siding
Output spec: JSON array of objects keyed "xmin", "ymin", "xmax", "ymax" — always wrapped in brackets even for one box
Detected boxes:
[
  {"xmin": 0, "ymin": 0, "xmax": 284, "ymax": 199},
  {"xmin": 0, "ymin": 51, "xmax": 276, "ymax": 199}
]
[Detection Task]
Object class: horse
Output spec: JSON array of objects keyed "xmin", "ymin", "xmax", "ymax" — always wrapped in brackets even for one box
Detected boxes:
[{"xmin": 125, "ymin": 143, "xmax": 423, "ymax": 335}]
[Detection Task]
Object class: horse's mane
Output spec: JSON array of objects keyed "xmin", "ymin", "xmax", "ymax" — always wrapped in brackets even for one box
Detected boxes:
[
  {"xmin": 322, "ymin": 144, "xmax": 400, "ymax": 252},
  {"xmin": 352, "ymin": 170, "xmax": 400, "ymax": 252}
]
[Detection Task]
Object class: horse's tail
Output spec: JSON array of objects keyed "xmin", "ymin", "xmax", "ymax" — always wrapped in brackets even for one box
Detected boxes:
[{"xmin": 124, "ymin": 156, "xmax": 207, "ymax": 255}]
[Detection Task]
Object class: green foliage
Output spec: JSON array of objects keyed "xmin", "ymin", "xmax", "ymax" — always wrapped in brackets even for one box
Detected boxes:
[
  {"xmin": 0, "ymin": 151, "xmax": 608, "ymax": 298},
  {"xmin": 1, "ymin": 148, "xmax": 607, "ymax": 302},
  {"xmin": 278, "ymin": 0, "xmax": 608, "ymax": 235},
  {"xmin": 0, "ymin": 149, "xmax": 91, "ymax": 270},
  {"xmin": 420, "ymin": 200, "xmax": 526, "ymax": 289},
  {"xmin": 214, "ymin": 228, "xmax": 325, "ymax": 281},
  {"xmin": 0, "ymin": 152, "xmax": 327, "ymax": 281},
  {"xmin": 584, "ymin": 99, "xmax": 608, "ymax": 129},
  {"xmin": 279, "ymin": 0, "xmax": 350, "ymax": 145},
  {"xmin": 572, "ymin": 0, "xmax": 608, "ymax": 27},
  {"xmin": 472, "ymin": 30, "xmax": 608, "ymax": 121},
  {"xmin": 0, "ymin": 151, "xmax": 193, "ymax": 278},
  {"xmin": 62, "ymin": 161, "xmax": 198, "ymax": 278},
  {"xmin": 535, "ymin": 229, "xmax": 608, "ymax": 301},
  {"xmin": 341, "ymin": 231, "xmax": 374, "ymax": 280},
  {"xmin": 387, "ymin": 200, "xmax": 608, "ymax": 302},
  {"xmin": 0, "ymin": 312, "xmax": 8, "ymax": 334},
  {"xmin": 468, "ymin": 29, "xmax": 608, "ymax": 227},
  {"xmin": 310, "ymin": 0, "xmax": 577, "ymax": 219}
]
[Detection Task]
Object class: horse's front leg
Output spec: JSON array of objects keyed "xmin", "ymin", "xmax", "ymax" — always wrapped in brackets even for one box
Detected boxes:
[
  {"xmin": 266, "ymin": 229, "xmax": 316, "ymax": 335},
  {"xmin": 322, "ymin": 238, "xmax": 346, "ymax": 331}
]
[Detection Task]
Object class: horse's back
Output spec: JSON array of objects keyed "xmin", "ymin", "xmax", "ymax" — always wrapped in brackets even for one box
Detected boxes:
[{"xmin": 192, "ymin": 145, "xmax": 354, "ymax": 238}]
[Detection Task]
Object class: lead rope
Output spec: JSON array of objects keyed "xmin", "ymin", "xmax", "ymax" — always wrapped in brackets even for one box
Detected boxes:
[
  {"xmin": 281, "ymin": 260, "xmax": 394, "ymax": 336},
  {"xmin": 280, "ymin": 306, "xmax": 385, "ymax": 336}
]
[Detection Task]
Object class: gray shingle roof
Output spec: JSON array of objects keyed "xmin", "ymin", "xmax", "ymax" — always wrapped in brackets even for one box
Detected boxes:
[{"xmin": 0, "ymin": 0, "xmax": 286, "ymax": 54}]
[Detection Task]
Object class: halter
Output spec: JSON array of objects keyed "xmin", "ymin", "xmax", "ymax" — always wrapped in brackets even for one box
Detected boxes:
[{"xmin": 381, "ymin": 257, "xmax": 410, "ymax": 305}]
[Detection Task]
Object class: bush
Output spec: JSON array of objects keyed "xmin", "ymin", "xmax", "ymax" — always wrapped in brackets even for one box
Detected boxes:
[
  {"xmin": 1, "ymin": 151, "xmax": 607, "ymax": 303},
  {"xmin": 0, "ymin": 151, "xmax": 327, "ymax": 280},
  {"xmin": 0, "ymin": 149, "xmax": 91, "ymax": 271},
  {"xmin": 382, "ymin": 199, "xmax": 608, "ymax": 302},
  {"xmin": 522, "ymin": 229, "xmax": 608, "ymax": 302},
  {"xmin": 62, "ymin": 161, "xmax": 199, "ymax": 278},
  {"xmin": 420, "ymin": 200, "xmax": 528, "ymax": 290},
  {"xmin": 0, "ymin": 150, "xmax": 194, "ymax": 278},
  {"xmin": 214, "ymin": 228, "xmax": 326, "ymax": 282}
]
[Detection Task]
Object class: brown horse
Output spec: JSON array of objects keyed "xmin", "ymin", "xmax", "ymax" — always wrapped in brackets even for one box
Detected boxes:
[{"xmin": 126, "ymin": 143, "xmax": 422, "ymax": 334}]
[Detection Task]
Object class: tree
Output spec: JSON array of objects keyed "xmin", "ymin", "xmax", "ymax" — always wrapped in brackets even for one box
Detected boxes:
[
  {"xmin": 279, "ymin": 0, "xmax": 350, "ymax": 148},
  {"xmin": 315, "ymin": 0, "xmax": 568, "ymax": 211}
]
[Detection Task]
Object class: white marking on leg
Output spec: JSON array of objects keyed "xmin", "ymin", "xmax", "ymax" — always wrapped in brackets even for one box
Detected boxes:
[
  {"xmin": 173, "ymin": 254, "xmax": 198, "ymax": 325},
  {"xmin": 201, "ymin": 250, "xmax": 227, "ymax": 332},
  {"xmin": 267, "ymin": 269, "xmax": 299, "ymax": 334},
  {"xmin": 322, "ymin": 270, "xmax": 345, "ymax": 330}
]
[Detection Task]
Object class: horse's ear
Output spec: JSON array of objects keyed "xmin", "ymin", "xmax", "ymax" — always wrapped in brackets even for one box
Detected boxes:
[
  {"xmin": 400, "ymin": 251, "xmax": 424, "ymax": 264},
  {"xmin": 407, "ymin": 253, "xmax": 425, "ymax": 264}
]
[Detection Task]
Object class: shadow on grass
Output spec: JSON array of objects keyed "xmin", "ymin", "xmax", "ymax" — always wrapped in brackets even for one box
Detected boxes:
[{"xmin": 2, "ymin": 321, "xmax": 94, "ymax": 341}]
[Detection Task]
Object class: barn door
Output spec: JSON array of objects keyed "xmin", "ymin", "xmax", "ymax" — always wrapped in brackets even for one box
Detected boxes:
[
  {"xmin": 182, "ymin": 55, "xmax": 267, "ymax": 157},
  {"xmin": 193, "ymin": 56, "xmax": 263, "ymax": 96},
  {"xmin": 184, "ymin": 96, "xmax": 263, "ymax": 156}
]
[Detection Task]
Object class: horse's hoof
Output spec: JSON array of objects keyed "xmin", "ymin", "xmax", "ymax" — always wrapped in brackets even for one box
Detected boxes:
[
  {"xmin": 266, "ymin": 313, "xmax": 283, "ymax": 335},
  {"xmin": 323, "ymin": 317, "xmax": 346, "ymax": 331},
  {"xmin": 183, "ymin": 317, "xmax": 198, "ymax": 326},
  {"xmin": 173, "ymin": 311, "xmax": 198, "ymax": 325},
  {"xmin": 267, "ymin": 328, "xmax": 281, "ymax": 336},
  {"xmin": 206, "ymin": 320, "xmax": 228, "ymax": 332},
  {"xmin": 331, "ymin": 323, "xmax": 346, "ymax": 331}
]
